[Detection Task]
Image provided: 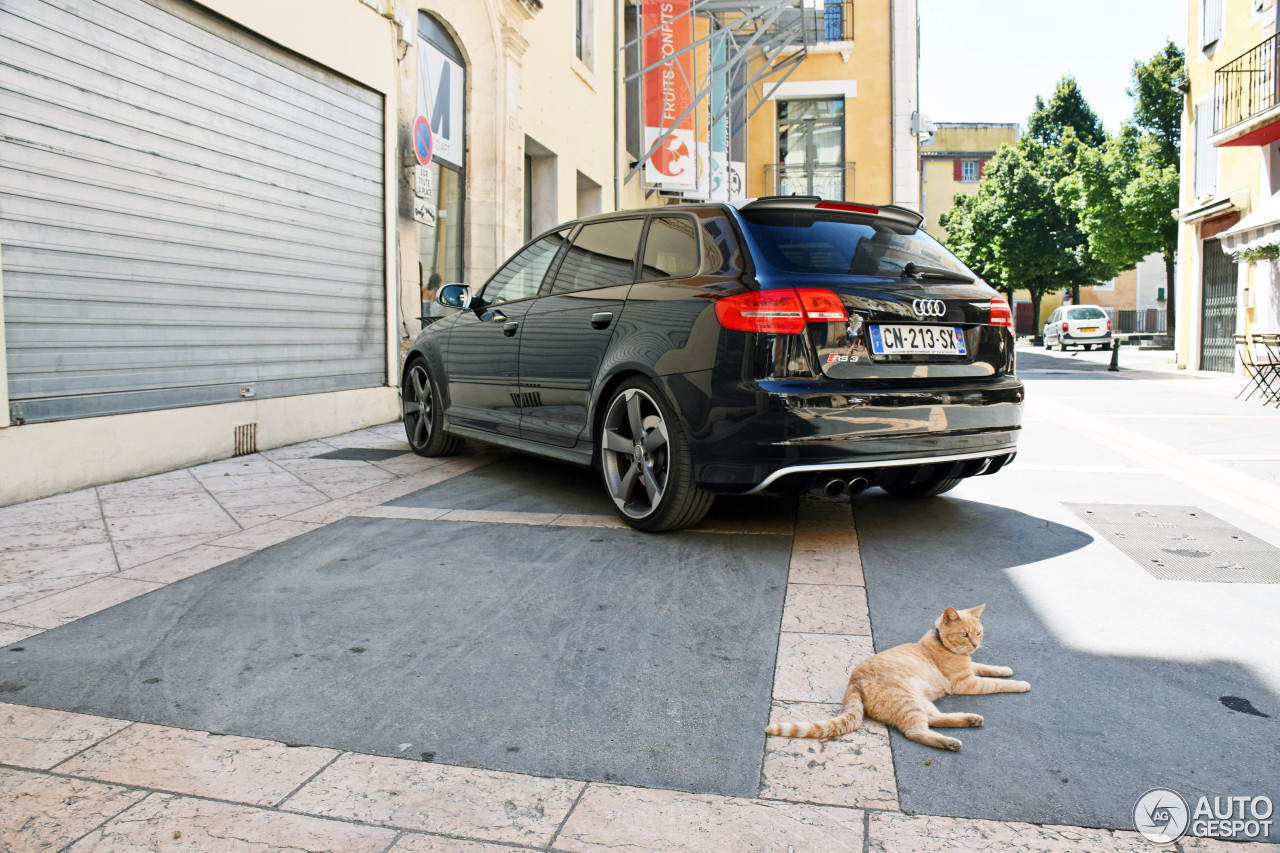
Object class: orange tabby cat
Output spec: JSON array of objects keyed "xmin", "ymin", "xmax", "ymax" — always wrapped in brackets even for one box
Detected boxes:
[{"xmin": 766, "ymin": 604, "xmax": 1028, "ymax": 751}]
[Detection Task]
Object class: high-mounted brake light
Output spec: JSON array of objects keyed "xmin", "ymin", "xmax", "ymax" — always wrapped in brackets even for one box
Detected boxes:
[
  {"xmin": 989, "ymin": 297, "xmax": 1014, "ymax": 334},
  {"xmin": 715, "ymin": 288, "xmax": 848, "ymax": 334},
  {"xmin": 815, "ymin": 201, "xmax": 880, "ymax": 216}
]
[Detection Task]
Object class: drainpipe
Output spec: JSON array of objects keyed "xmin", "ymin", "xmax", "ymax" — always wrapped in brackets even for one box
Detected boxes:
[
  {"xmin": 614, "ymin": 0, "xmax": 622, "ymax": 210},
  {"xmin": 889, "ymin": 0, "xmax": 894, "ymax": 203}
]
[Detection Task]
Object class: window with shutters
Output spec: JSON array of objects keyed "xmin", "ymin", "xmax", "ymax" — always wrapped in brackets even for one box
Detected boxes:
[
  {"xmin": 1194, "ymin": 98, "xmax": 1219, "ymax": 197},
  {"xmin": 960, "ymin": 160, "xmax": 979, "ymax": 182},
  {"xmin": 1201, "ymin": 0, "xmax": 1222, "ymax": 49}
]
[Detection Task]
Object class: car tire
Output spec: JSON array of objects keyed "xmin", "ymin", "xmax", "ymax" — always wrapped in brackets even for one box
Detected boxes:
[
  {"xmin": 880, "ymin": 473, "xmax": 964, "ymax": 498},
  {"xmin": 403, "ymin": 358, "xmax": 463, "ymax": 457},
  {"xmin": 1058, "ymin": 341, "xmax": 1066, "ymax": 352},
  {"xmin": 599, "ymin": 377, "xmax": 714, "ymax": 532},
  {"xmin": 1084, "ymin": 344, "xmax": 1093, "ymax": 351}
]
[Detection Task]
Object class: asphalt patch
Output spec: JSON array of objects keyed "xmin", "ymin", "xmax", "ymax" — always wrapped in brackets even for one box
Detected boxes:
[
  {"xmin": 855, "ymin": 494, "xmax": 1279, "ymax": 841},
  {"xmin": 312, "ymin": 447, "xmax": 409, "ymax": 461},
  {"xmin": 389, "ymin": 453, "xmax": 609, "ymax": 514},
  {"xmin": 0, "ymin": 517, "xmax": 789, "ymax": 797}
]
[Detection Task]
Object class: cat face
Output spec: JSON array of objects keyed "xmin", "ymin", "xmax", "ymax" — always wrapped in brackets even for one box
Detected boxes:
[{"xmin": 937, "ymin": 604, "xmax": 986, "ymax": 654}]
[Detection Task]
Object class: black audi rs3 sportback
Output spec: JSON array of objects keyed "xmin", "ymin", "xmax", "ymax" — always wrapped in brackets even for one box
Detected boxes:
[{"xmin": 401, "ymin": 197, "xmax": 1022, "ymax": 531}]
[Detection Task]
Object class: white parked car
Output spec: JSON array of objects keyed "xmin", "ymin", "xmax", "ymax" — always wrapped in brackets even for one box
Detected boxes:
[{"xmin": 1043, "ymin": 305, "xmax": 1112, "ymax": 351}]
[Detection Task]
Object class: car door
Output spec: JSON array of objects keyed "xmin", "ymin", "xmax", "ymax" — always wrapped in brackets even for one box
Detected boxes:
[
  {"xmin": 443, "ymin": 230, "xmax": 568, "ymax": 438},
  {"xmin": 517, "ymin": 217, "xmax": 645, "ymax": 448}
]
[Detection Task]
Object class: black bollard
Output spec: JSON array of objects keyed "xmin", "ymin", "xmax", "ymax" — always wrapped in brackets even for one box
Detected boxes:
[{"xmin": 1108, "ymin": 337, "xmax": 1120, "ymax": 371}]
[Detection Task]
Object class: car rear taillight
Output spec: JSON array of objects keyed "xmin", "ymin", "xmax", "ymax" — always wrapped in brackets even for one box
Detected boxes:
[
  {"xmin": 715, "ymin": 288, "xmax": 847, "ymax": 334},
  {"xmin": 989, "ymin": 297, "xmax": 1014, "ymax": 333},
  {"xmin": 1106, "ymin": 318, "xmax": 1112, "ymax": 331},
  {"xmin": 797, "ymin": 289, "xmax": 848, "ymax": 321},
  {"xmin": 1062, "ymin": 321, "xmax": 1069, "ymax": 333}
]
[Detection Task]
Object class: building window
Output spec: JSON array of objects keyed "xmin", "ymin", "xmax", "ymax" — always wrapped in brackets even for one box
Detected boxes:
[
  {"xmin": 418, "ymin": 14, "xmax": 466, "ymax": 316},
  {"xmin": 575, "ymin": 0, "xmax": 595, "ymax": 69},
  {"xmin": 1194, "ymin": 98, "xmax": 1218, "ymax": 197},
  {"xmin": 823, "ymin": 0, "xmax": 852, "ymax": 41},
  {"xmin": 960, "ymin": 160, "xmax": 979, "ymax": 182},
  {"xmin": 1201, "ymin": 0, "xmax": 1222, "ymax": 49},
  {"xmin": 777, "ymin": 98, "xmax": 846, "ymax": 198}
]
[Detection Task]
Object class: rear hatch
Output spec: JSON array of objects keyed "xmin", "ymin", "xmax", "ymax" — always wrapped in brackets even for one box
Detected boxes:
[{"xmin": 734, "ymin": 201, "xmax": 1013, "ymax": 381}]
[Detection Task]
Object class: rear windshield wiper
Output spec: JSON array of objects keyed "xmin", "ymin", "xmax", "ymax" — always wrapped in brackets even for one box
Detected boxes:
[{"xmin": 903, "ymin": 262, "xmax": 974, "ymax": 283}]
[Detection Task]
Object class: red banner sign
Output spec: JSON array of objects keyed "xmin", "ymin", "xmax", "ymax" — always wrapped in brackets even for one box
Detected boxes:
[{"xmin": 642, "ymin": 1, "xmax": 696, "ymax": 190}]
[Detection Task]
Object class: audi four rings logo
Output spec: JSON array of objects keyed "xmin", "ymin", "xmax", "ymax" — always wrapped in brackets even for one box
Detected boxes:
[{"xmin": 912, "ymin": 299, "xmax": 947, "ymax": 317}]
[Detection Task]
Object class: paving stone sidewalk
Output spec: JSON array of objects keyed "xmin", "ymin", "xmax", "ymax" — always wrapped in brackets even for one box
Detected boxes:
[{"xmin": 1, "ymin": 422, "xmax": 1275, "ymax": 852}]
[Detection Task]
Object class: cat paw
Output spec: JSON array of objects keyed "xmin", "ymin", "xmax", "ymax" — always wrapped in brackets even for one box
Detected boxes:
[
  {"xmin": 994, "ymin": 666, "xmax": 1014, "ymax": 677},
  {"xmin": 1010, "ymin": 680, "xmax": 1031, "ymax": 692},
  {"xmin": 941, "ymin": 737, "xmax": 962, "ymax": 751},
  {"xmin": 965, "ymin": 714, "xmax": 984, "ymax": 727}
]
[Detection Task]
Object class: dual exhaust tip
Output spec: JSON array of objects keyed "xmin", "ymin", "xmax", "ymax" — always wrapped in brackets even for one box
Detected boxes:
[{"xmin": 823, "ymin": 477, "xmax": 869, "ymax": 498}]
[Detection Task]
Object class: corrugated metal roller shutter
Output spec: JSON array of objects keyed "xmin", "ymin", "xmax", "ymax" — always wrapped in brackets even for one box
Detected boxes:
[{"xmin": 0, "ymin": 0, "xmax": 386, "ymax": 424}]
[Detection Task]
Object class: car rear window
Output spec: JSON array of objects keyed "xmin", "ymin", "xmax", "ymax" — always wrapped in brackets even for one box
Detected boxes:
[
  {"xmin": 1066, "ymin": 306, "xmax": 1107, "ymax": 320},
  {"xmin": 738, "ymin": 209, "xmax": 972, "ymax": 278},
  {"xmin": 641, "ymin": 216, "xmax": 700, "ymax": 280}
]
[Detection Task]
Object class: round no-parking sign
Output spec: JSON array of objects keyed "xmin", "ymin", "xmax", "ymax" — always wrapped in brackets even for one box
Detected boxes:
[{"xmin": 413, "ymin": 115, "xmax": 433, "ymax": 167}]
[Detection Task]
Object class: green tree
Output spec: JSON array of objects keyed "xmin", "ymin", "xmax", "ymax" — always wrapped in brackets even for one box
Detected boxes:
[
  {"xmin": 1062, "ymin": 43, "xmax": 1184, "ymax": 332},
  {"xmin": 942, "ymin": 137, "xmax": 1090, "ymax": 334},
  {"xmin": 1027, "ymin": 76, "xmax": 1107, "ymax": 148},
  {"xmin": 1128, "ymin": 40, "xmax": 1183, "ymax": 167}
]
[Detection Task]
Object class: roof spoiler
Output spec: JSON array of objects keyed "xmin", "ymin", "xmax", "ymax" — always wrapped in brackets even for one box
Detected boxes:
[{"xmin": 732, "ymin": 197, "xmax": 925, "ymax": 229}]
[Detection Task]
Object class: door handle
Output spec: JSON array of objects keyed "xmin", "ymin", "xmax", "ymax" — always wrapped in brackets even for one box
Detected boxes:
[
  {"xmin": 591, "ymin": 311, "xmax": 614, "ymax": 330},
  {"xmin": 503, "ymin": 321, "xmax": 519, "ymax": 337}
]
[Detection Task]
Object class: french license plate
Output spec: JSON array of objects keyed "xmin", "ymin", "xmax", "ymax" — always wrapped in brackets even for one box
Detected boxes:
[
  {"xmin": 1081, "ymin": 327, "xmax": 1098, "ymax": 333},
  {"xmin": 868, "ymin": 324, "xmax": 967, "ymax": 356}
]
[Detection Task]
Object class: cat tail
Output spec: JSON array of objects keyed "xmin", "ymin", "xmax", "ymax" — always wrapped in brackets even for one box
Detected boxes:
[{"xmin": 765, "ymin": 690, "xmax": 864, "ymax": 739}]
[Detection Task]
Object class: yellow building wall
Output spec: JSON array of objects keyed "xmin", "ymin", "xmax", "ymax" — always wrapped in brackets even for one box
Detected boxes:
[
  {"xmin": 746, "ymin": 5, "xmax": 891, "ymax": 202},
  {"xmin": 1177, "ymin": 0, "xmax": 1274, "ymax": 366},
  {"xmin": 920, "ymin": 124, "xmax": 1018, "ymax": 239},
  {"xmin": 521, "ymin": 0, "xmax": 623, "ymax": 223}
]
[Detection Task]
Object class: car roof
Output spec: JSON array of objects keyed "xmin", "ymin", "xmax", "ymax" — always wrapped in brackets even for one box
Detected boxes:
[{"xmin": 567, "ymin": 197, "xmax": 925, "ymax": 231}]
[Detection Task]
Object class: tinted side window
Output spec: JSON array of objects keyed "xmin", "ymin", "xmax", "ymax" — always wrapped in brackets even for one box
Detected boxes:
[
  {"xmin": 548, "ymin": 218, "xmax": 644, "ymax": 295},
  {"xmin": 483, "ymin": 230, "xmax": 568, "ymax": 304},
  {"xmin": 640, "ymin": 216, "xmax": 700, "ymax": 280}
]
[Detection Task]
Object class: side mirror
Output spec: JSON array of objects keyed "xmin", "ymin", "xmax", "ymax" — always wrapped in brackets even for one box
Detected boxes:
[{"xmin": 437, "ymin": 283, "xmax": 471, "ymax": 310}]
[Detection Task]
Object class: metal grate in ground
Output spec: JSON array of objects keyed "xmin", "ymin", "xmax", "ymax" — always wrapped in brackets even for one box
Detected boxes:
[{"xmin": 1065, "ymin": 504, "xmax": 1280, "ymax": 583}]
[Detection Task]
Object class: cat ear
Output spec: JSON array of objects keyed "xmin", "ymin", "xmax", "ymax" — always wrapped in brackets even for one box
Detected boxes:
[
  {"xmin": 968, "ymin": 603, "xmax": 987, "ymax": 618},
  {"xmin": 942, "ymin": 607, "xmax": 961, "ymax": 623}
]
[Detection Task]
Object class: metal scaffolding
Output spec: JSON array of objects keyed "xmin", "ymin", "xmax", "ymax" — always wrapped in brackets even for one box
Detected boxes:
[{"xmin": 622, "ymin": 0, "xmax": 822, "ymax": 188}]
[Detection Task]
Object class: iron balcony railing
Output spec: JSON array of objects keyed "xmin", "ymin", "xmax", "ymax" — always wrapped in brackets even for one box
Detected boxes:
[
  {"xmin": 1214, "ymin": 32, "xmax": 1280, "ymax": 134},
  {"xmin": 765, "ymin": 162, "xmax": 856, "ymax": 200},
  {"xmin": 803, "ymin": 0, "xmax": 853, "ymax": 43}
]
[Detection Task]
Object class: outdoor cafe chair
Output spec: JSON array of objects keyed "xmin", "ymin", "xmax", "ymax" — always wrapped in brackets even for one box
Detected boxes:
[{"xmin": 1235, "ymin": 332, "xmax": 1280, "ymax": 406}]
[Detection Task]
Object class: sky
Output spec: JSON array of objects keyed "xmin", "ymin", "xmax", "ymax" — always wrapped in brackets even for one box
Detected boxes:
[{"xmin": 917, "ymin": 0, "xmax": 1190, "ymax": 135}]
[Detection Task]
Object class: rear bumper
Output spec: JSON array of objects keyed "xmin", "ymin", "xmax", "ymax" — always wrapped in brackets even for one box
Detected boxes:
[
  {"xmin": 1063, "ymin": 331, "xmax": 1112, "ymax": 344},
  {"xmin": 676, "ymin": 374, "xmax": 1024, "ymax": 492}
]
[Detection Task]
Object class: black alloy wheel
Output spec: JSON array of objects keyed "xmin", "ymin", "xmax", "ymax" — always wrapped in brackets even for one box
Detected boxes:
[
  {"xmin": 403, "ymin": 359, "xmax": 463, "ymax": 457},
  {"xmin": 599, "ymin": 378, "xmax": 713, "ymax": 531}
]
